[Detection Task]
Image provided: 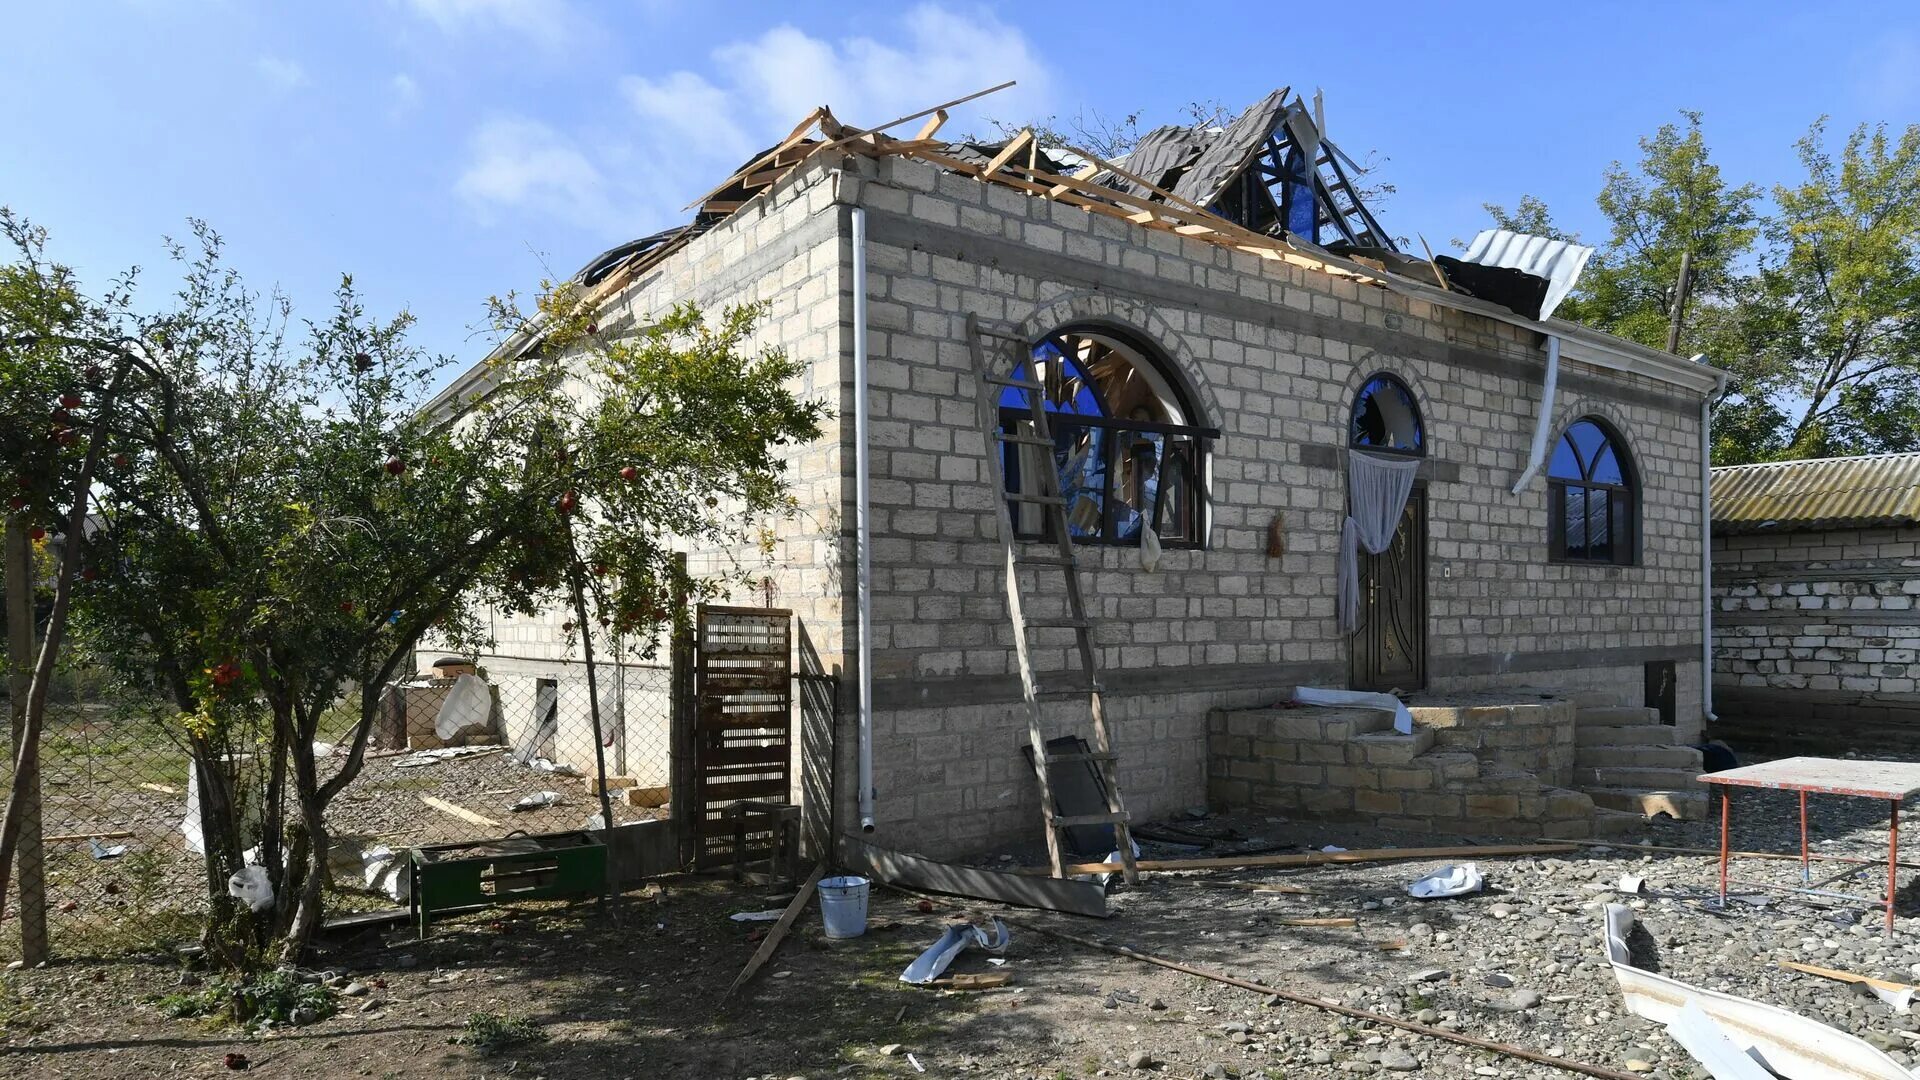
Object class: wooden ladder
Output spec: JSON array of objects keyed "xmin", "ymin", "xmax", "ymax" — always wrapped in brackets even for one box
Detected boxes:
[{"xmin": 964, "ymin": 313, "xmax": 1139, "ymax": 884}]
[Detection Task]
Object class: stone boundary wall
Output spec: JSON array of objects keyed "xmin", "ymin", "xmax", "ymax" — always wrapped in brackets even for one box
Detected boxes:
[{"xmin": 1710, "ymin": 524, "xmax": 1920, "ymax": 752}]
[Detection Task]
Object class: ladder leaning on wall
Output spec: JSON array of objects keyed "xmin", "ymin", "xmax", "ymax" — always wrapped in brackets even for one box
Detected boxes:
[{"xmin": 964, "ymin": 313, "xmax": 1139, "ymax": 884}]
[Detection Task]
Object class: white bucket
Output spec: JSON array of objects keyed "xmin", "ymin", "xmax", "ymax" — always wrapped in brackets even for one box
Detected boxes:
[{"xmin": 818, "ymin": 875, "xmax": 870, "ymax": 938}]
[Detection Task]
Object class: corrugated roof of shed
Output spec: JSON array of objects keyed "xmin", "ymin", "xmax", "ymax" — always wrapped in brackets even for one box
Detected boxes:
[{"xmin": 1711, "ymin": 452, "xmax": 1920, "ymax": 534}]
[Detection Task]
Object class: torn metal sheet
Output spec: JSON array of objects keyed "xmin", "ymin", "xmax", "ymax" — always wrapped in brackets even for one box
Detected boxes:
[
  {"xmin": 1459, "ymin": 229, "xmax": 1596, "ymax": 322},
  {"xmin": 900, "ymin": 917, "xmax": 1010, "ymax": 984},
  {"xmin": 1667, "ymin": 999, "xmax": 1777, "ymax": 1080},
  {"xmin": 1602, "ymin": 903, "xmax": 1912, "ymax": 1080}
]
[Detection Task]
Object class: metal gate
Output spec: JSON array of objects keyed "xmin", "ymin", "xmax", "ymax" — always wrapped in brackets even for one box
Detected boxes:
[{"xmin": 692, "ymin": 605, "xmax": 792, "ymax": 869}]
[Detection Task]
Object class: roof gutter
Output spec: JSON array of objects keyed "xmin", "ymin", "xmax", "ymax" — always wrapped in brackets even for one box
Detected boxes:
[{"xmin": 1509, "ymin": 334, "xmax": 1560, "ymax": 494}]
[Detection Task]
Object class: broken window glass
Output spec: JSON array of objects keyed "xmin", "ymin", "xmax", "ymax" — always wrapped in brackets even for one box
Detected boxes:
[
  {"xmin": 1000, "ymin": 328, "xmax": 1210, "ymax": 548},
  {"xmin": 1349, "ymin": 374, "xmax": 1424, "ymax": 454},
  {"xmin": 1548, "ymin": 418, "xmax": 1637, "ymax": 565}
]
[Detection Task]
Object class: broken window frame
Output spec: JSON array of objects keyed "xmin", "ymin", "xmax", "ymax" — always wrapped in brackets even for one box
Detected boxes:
[
  {"xmin": 1547, "ymin": 418, "xmax": 1639, "ymax": 567},
  {"xmin": 1000, "ymin": 328, "xmax": 1212, "ymax": 549},
  {"xmin": 1348, "ymin": 372, "xmax": 1426, "ymax": 457}
]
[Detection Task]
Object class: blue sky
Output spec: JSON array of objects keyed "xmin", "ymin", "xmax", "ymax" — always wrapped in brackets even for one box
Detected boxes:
[{"xmin": 7, "ymin": 1, "xmax": 1918, "ymax": 375}]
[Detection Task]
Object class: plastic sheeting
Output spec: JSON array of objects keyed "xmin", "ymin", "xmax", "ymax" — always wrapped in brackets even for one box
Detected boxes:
[
  {"xmin": 434, "ymin": 672, "xmax": 493, "ymax": 741},
  {"xmin": 1338, "ymin": 449, "xmax": 1422, "ymax": 636},
  {"xmin": 1292, "ymin": 686, "xmax": 1415, "ymax": 735},
  {"xmin": 900, "ymin": 917, "xmax": 1011, "ymax": 984}
]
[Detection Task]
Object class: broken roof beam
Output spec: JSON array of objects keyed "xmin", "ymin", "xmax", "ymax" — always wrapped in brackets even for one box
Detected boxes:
[{"xmin": 980, "ymin": 128, "xmax": 1034, "ymax": 179}]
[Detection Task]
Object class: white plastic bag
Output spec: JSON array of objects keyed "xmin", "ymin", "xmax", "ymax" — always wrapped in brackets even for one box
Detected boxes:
[
  {"xmin": 362, "ymin": 846, "xmax": 410, "ymax": 903},
  {"xmin": 1407, "ymin": 863, "xmax": 1483, "ymax": 899},
  {"xmin": 1140, "ymin": 526, "xmax": 1163, "ymax": 572},
  {"xmin": 228, "ymin": 866, "xmax": 275, "ymax": 913},
  {"xmin": 434, "ymin": 672, "xmax": 493, "ymax": 740}
]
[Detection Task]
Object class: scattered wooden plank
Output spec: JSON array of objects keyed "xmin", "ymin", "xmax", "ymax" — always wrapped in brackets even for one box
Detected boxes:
[
  {"xmin": 1015, "ymin": 843, "xmax": 1578, "ymax": 878},
  {"xmin": 420, "ymin": 796, "xmax": 499, "ymax": 829},
  {"xmin": 1376, "ymin": 939, "xmax": 1409, "ymax": 951},
  {"xmin": 587, "ymin": 775, "xmax": 638, "ymax": 795},
  {"xmin": 811, "ymin": 81, "xmax": 1018, "ymax": 156},
  {"xmin": 839, "ymin": 835, "xmax": 1107, "ymax": 918},
  {"xmin": 1274, "ymin": 917, "xmax": 1356, "ymax": 928},
  {"xmin": 724, "ymin": 863, "xmax": 825, "ymax": 1000},
  {"xmin": 45, "ymin": 830, "xmax": 135, "ymax": 844},
  {"xmin": 139, "ymin": 782, "xmax": 180, "ymax": 795},
  {"xmin": 931, "ymin": 972, "xmax": 1012, "ymax": 989},
  {"xmin": 1779, "ymin": 960, "xmax": 1912, "ymax": 993}
]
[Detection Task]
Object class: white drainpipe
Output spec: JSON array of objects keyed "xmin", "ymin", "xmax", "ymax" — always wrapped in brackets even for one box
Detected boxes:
[
  {"xmin": 1697, "ymin": 354, "xmax": 1726, "ymax": 726},
  {"xmin": 851, "ymin": 203, "xmax": 876, "ymax": 832},
  {"xmin": 1509, "ymin": 334, "xmax": 1560, "ymax": 494}
]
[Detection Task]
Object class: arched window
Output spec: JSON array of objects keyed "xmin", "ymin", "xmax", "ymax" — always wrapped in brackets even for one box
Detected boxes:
[
  {"xmin": 1548, "ymin": 418, "xmax": 1637, "ymax": 565},
  {"xmin": 1001, "ymin": 327, "xmax": 1209, "ymax": 547},
  {"xmin": 1350, "ymin": 373, "xmax": 1424, "ymax": 455}
]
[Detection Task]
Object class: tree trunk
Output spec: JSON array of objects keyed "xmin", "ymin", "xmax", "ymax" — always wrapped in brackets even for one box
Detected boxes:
[{"xmin": 280, "ymin": 791, "xmax": 329, "ymax": 963}]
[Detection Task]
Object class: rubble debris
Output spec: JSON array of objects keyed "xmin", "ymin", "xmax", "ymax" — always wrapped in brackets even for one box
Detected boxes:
[
  {"xmin": 510, "ymin": 791, "xmax": 561, "ymax": 812},
  {"xmin": 1601, "ymin": 902, "xmax": 1911, "ymax": 1079},
  {"xmin": 1020, "ymin": 842, "xmax": 1576, "ymax": 878},
  {"xmin": 899, "ymin": 917, "xmax": 1009, "ymax": 985},
  {"xmin": 1407, "ymin": 863, "xmax": 1484, "ymax": 899}
]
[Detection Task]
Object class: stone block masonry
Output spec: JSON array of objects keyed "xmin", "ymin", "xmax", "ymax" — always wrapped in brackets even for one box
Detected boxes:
[{"xmin": 1711, "ymin": 524, "xmax": 1920, "ymax": 753}]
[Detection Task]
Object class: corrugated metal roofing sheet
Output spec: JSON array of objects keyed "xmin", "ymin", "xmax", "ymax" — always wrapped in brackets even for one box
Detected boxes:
[
  {"xmin": 1170, "ymin": 89, "xmax": 1290, "ymax": 208},
  {"xmin": 1460, "ymin": 229, "xmax": 1595, "ymax": 322},
  {"xmin": 1711, "ymin": 452, "xmax": 1920, "ymax": 533}
]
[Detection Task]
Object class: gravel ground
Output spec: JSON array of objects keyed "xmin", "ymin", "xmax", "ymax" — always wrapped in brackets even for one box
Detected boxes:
[{"xmin": 10, "ymin": 773, "xmax": 1920, "ymax": 1080}]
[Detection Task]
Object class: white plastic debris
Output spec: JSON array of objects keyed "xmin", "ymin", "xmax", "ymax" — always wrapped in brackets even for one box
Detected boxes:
[
  {"xmin": 227, "ymin": 866, "xmax": 275, "ymax": 913},
  {"xmin": 1321, "ymin": 845, "xmax": 1348, "ymax": 854},
  {"xmin": 1617, "ymin": 873, "xmax": 1647, "ymax": 894},
  {"xmin": 87, "ymin": 839, "xmax": 128, "ymax": 860},
  {"xmin": 525, "ymin": 757, "xmax": 579, "ymax": 776},
  {"xmin": 361, "ymin": 846, "xmax": 410, "ymax": 903},
  {"xmin": 1872, "ymin": 984, "xmax": 1915, "ymax": 1014},
  {"xmin": 512, "ymin": 791, "xmax": 562, "ymax": 812},
  {"xmin": 900, "ymin": 917, "xmax": 1010, "ymax": 985},
  {"xmin": 1407, "ymin": 863, "xmax": 1483, "ymax": 899},
  {"xmin": 434, "ymin": 672, "xmax": 493, "ymax": 740},
  {"xmin": 729, "ymin": 910, "xmax": 785, "ymax": 923},
  {"xmin": 1291, "ymin": 687, "xmax": 1415, "ymax": 735},
  {"xmin": 585, "ymin": 813, "xmax": 607, "ymax": 831}
]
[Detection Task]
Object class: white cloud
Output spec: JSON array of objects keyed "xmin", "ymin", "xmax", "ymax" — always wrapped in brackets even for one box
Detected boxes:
[
  {"xmin": 387, "ymin": 73, "xmax": 422, "ymax": 120},
  {"xmin": 455, "ymin": 117, "xmax": 612, "ymax": 229},
  {"xmin": 620, "ymin": 70, "xmax": 753, "ymax": 159},
  {"xmin": 253, "ymin": 56, "xmax": 309, "ymax": 91},
  {"xmin": 453, "ymin": 4, "xmax": 1051, "ymax": 234},
  {"xmin": 399, "ymin": 0, "xmax": 577, "ymax": 48}
]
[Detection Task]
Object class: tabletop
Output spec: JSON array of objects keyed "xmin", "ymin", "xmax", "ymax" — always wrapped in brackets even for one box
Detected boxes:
[{"xmin": 1698, "ymin": 756, "xmax": 1920, "ymax": 800}]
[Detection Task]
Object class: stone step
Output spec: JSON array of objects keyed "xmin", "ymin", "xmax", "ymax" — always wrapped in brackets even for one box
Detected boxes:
[
  {"xmin": 1575, "ymin": 723, "xmax": 1679, "ymax": 748},
  {"xmin": 1349, "ymin": 727, "xmax": 1436, "ymax": 766},
  {"xmin": 1575, "ymin": 766, "xmax": 1708, "ymax": 791},
  {"xmin": 1224, "ymin": 706, "xmax": 1394, "ymax": 741},
  {"xmin": 1591, "ymin": 807, "xmax": 1650, "ymax": 838},
  {"xmin": 1585, "ymin": 787, "xmax": 1711, "ymax": 820},
  {"xmin": 1577, "ymin": 706, "xmax": 1663, "ymax": 727},
  {"xmin": 1568, "ymin": 689, "xmax": 1625, "ymax": 708},
  {"xmin": 1450, "ymin": 767, "xmax": 1544, "ymax": 795},
  {"xmin": 1573, "ymin": 744, "xmax": 1705, "ymax": 770}
]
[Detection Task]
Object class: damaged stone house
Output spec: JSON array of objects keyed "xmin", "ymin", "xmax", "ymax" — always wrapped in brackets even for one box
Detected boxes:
[{"xmin": 427, "ymin": 88, "xmax": 1728, "ymax": 859}]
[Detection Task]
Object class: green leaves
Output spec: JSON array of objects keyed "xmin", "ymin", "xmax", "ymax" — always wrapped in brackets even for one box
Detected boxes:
[{"xmin": 1481, "ymin": 113, "xmax": 1920, "ymax": 466}]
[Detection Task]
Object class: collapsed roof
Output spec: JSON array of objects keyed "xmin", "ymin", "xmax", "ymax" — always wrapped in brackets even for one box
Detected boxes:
[{"xmin": 575, "ymin": 87, "xmax": 1594, "ymax": 327}]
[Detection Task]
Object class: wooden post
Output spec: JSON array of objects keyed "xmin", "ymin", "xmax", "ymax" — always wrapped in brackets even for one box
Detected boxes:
[
  {"xmin": 4, "ymin": 518, "xmax": 49, "ymax": 964},
  {"xmin": 1665, "ymin": 248, "xmax": 1694, "ymax": 354},
  {"xmin": 667, "ymin": 554, "xmax": 695, "ymax": 867}
]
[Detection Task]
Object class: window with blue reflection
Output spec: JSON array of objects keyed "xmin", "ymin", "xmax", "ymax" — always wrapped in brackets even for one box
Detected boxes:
[
  {"xmin": 1548, "ymin": 418, "xmax": 1636, "ymax": 565},
  {"xmin": 999, "ymin": 328, "xmax": 1208, "ymax": 547}
]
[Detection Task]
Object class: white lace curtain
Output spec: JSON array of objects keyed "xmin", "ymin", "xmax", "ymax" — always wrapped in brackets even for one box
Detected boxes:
[{"xmin": 1338, "ymin": 448, "xmax": 1423, "ymax": 634}]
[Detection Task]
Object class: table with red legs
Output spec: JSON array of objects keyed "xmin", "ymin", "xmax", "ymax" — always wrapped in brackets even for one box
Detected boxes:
[{"xmin": 1699, "ymin": 756, "xmax": 1920, "ymax": 933}]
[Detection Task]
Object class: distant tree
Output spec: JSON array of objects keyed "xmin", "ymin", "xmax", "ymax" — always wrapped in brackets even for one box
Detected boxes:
[
  {"xmin": 1726, "ymin": 119, "xmax": 1920, "ymax": 460},
  {"xmin": 1477, "ymin": 195, "xmax": 1575, "ymax": 244}
]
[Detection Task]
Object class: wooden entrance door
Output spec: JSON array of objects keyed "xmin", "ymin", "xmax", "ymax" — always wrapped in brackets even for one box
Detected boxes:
[{"xmin": 1350, "ymin": 489, "xmax": 1427, "ymax": 692}]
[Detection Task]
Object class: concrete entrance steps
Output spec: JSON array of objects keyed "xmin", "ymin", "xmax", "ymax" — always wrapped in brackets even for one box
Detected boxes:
[
  {"xmin": 1572, "ymin": 705, "xmax": 1707, "ymax": 821},
  {"xmin": 1207, "ymin": 700, "xmax": 1605, "ymax": 839}
]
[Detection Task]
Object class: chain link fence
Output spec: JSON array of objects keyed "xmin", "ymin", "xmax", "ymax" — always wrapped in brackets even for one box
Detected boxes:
[{"xmin": 2, "ymin": 649, "xmax": 690, "ymax": 960}]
